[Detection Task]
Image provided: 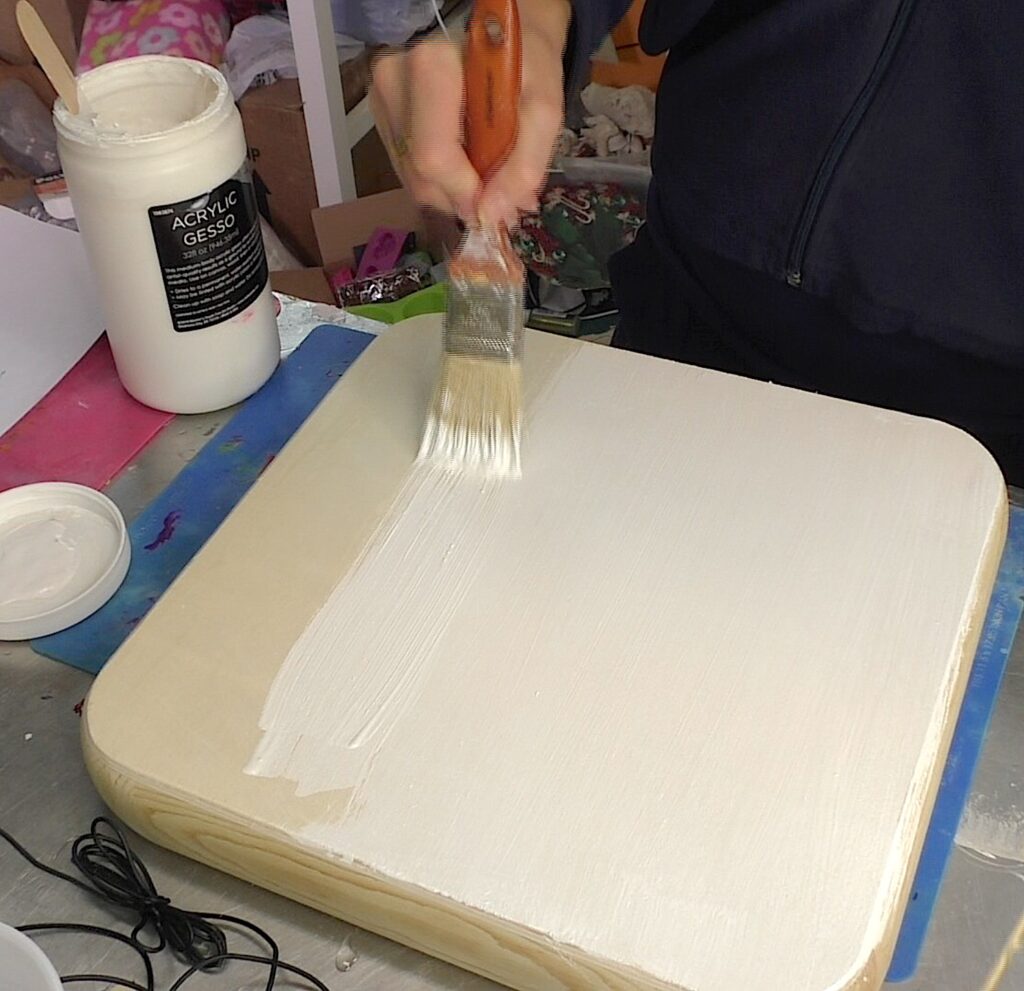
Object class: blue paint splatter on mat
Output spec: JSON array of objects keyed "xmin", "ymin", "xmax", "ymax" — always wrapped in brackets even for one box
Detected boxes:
[{"xmin": 32, "ymin": 325, "xmax": 375, "ymax": 673}]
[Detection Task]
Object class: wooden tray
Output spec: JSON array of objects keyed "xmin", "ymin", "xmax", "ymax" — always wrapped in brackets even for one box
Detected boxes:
[{"xmin": 83, "ymin": 316, "xmax": 1006, "ymax": 991}]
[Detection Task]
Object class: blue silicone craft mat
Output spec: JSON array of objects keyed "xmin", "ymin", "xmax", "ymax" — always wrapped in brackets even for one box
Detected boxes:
[
  {"xmin": 32, "ymin": 325, "xmax": 374, "ymax": 671},
  {"xmin": 886, "ymin": 502, "xmax": 1024, "ymax": 981},
  {"xmin": 30, "ymin": 328, "xmax": 1024, "ymax": 979}
]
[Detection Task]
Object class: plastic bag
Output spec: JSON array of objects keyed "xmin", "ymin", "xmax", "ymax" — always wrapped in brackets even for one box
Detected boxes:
[
  {"xmin": 330, "ymin": 0, "xmax": 437, "ymax": 46},
  {"xmin": 0, "ymin": 80, "xmax": 59, "ymax": 178},
  {"xmin": 223, "ymin": 14, "xmax": 363, "ymax": 99}
]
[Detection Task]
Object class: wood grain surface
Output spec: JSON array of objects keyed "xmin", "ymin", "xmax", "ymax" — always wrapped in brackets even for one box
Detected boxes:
[{"xmin": 83, "ymin": 316, "xmax": 1007, "ymax": 991}]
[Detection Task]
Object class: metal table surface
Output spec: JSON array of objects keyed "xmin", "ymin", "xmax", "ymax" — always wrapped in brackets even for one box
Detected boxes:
[{"xmin": 2, "ymin": 411, "xmax": 1022, "ymax": 991}]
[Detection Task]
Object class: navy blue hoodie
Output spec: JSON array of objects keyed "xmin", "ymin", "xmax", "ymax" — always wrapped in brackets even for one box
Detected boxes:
[{"xmin": 569, "ymin": 1, "xmax": 1024, "ymax": 368}]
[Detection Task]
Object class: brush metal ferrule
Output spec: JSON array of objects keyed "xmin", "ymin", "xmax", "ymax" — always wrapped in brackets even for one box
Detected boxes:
[
  {"xmin": 444, "ymin": 224, "xmax": 524, "ymax": 361},
  {"xmin": 444, "ymin": 274, "xmax": 524, "ymax": 361}
]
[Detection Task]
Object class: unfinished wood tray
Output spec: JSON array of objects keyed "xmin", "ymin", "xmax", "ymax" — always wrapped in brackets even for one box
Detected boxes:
[{"xmin": 83, "ymin": 316, "xmax": 1006, "ymax": 991}]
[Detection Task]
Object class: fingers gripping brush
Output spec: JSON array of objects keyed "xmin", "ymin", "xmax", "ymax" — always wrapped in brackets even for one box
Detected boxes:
[{"xmin": 419, "ymin": 0, "xmax": 525, "ymax": 477}]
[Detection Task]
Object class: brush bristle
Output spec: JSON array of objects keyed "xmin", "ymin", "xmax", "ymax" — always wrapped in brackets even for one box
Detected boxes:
[{"xmin": 419, "ymin": 354, "xmax": 522, "ymax": 478}]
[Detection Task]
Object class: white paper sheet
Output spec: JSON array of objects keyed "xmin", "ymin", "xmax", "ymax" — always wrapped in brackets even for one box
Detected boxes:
[{"xmin": 0, "ymin": 208, "xmax": 105, "ymax": 436}]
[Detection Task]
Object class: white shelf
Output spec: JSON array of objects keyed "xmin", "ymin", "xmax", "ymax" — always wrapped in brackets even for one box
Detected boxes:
[{"xmin": 288, "ymin": 0, "xmax": 469, "ymax": 207}]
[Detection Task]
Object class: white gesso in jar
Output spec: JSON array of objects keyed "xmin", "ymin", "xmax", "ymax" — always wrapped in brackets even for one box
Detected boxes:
[{"xmin": 54, "ymin": 56, "xmax": 279, "ymax": 413}]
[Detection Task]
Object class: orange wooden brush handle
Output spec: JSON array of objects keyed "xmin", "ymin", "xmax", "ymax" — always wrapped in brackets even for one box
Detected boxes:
[{"xmin": 464, "ymin": 0, "xmax": 522, "ymax": 183}]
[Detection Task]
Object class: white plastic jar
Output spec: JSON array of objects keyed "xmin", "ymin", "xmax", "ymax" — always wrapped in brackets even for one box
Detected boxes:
[{"xmin": 55, "ymin": 56, "xmax": 279, "ymax": 413}]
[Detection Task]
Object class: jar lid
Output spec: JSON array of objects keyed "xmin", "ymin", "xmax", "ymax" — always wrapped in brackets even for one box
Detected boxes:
[
  {"xmin": 0, "ymin": 483, "xmax": 130, "ymax": 641},
  {"xmin": 0, "ymin": 923, "xmax": 62, "ymax": 991}
]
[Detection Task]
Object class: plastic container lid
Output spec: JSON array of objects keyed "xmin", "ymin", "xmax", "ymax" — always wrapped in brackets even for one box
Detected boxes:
[
  {"xmin": 0, "ymin": 482, "xmax": 130, "ymax": 641},
  {"xmin": 0, "ymin": 922, "xmax": 62, "ymax": 991}
]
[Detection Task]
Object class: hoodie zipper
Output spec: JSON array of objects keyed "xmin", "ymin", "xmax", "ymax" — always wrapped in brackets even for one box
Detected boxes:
[{"xmin": 785, "ymin": 0, "xmax": 918, "ymax": 287}]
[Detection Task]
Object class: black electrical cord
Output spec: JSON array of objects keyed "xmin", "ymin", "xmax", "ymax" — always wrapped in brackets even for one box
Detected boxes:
[
  {"xmin": 168, "ymin": 953, "xmax": 339, "ymax": 991},
  {"xmin": 19, "ymin": 923, "xmax": 154, "ymax": 988},
  {"xmin": 60, "ymin": 975, "xmax": 149, "ymax": 990},
  {"xmin": 0, "ymin": 817, "xmax": 332, "ymax": 991}
]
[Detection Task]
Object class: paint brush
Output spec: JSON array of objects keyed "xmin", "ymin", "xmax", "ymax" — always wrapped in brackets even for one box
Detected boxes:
[{"xmin": 419, "ymin": 0, "xmax": 525, "ymax": 477}]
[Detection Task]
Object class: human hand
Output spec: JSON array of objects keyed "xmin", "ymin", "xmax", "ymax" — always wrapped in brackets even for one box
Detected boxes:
[{"xmin": 371, "ymin": 0, "xmax": 571, "ymax": 229}]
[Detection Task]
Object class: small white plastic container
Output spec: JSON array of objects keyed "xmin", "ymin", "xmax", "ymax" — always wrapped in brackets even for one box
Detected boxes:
[
  {"xmin": 54, "ymin": 55, "xmax": 279, "ymax": 413},
  {"xmin": 0, "ymin": 482, "xmax": 130, "ymax": 641},
  {"xmin": 0, "ymin": 923, "xmax": 62, "ymax": 991}
]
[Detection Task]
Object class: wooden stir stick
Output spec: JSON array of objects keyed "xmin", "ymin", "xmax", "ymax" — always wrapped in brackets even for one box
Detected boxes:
[{"xmin": 16, "ymin": 0, "xmax": 81, "ymax": 115}]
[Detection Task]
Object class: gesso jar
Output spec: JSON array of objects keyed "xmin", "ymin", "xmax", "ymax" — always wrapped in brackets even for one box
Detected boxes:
[{"xmin": 54, "ymin": 56, "xmax": 279, "ymax": 413}]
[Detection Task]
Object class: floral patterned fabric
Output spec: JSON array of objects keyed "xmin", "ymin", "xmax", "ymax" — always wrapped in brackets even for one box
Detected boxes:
[
  {"xmin": 514, "ymin": 182, "xmax": 645, "ymax": 290},
  {"xmin": 78, "ymin": 0, "xmax": 232, "ymax": 72}
]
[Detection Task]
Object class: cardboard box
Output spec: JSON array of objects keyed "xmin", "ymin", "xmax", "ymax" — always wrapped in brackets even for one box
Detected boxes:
[
  {"xmin": 240, "ymin": 72, "xmax": 402, "ymax": 266},
  {"xmin": 268, "ymin": 188, "xmax": 458, "ymax": 306},
  {"xmin": 592, "ymin": 0, "xmax": 664, "ymax": 91},
  {"xmin": 0, "ymin": 175, "xmax": 33, "ymax": 203},
  {"xmin": 312, "ymin": 187, "xmax": 453, "ymax": 269},
  {"xmin": 610, "ymin": 0, "xmax": 644, "ymax": 49},
  {"xmin": 270, "ymin": 267, "xmax": 335, "ymax": 306},
  {"xmin": 0, "ymin": 0, "xmax": 89, "ymax": 67},
  {"xmin": 589, "ymin": 56, "xmax": 665, "ymax": 91},
  {"xmin": 240, "ymin": 80, "xmax": 318, "ymax": 262}
]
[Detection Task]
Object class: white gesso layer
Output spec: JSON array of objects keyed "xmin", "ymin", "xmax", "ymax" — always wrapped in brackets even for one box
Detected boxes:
[
  {"xmin": 0, "ymin": 509, "xmax": 119, "ymax": 609},
  {"xmin": 246, "ymin": 344, "xmax": 1004, "ymax": 991}
]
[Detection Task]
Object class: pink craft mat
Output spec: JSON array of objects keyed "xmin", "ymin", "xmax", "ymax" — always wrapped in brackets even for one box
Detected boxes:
[{"xmin": 0, "ymin": 336, "xmax": 173, "ymax": 492}]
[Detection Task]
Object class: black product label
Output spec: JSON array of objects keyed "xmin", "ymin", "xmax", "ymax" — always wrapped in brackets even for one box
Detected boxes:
[{"xmin": 148, "ymin": 170, "xmax": 268, "ymax": 332}]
